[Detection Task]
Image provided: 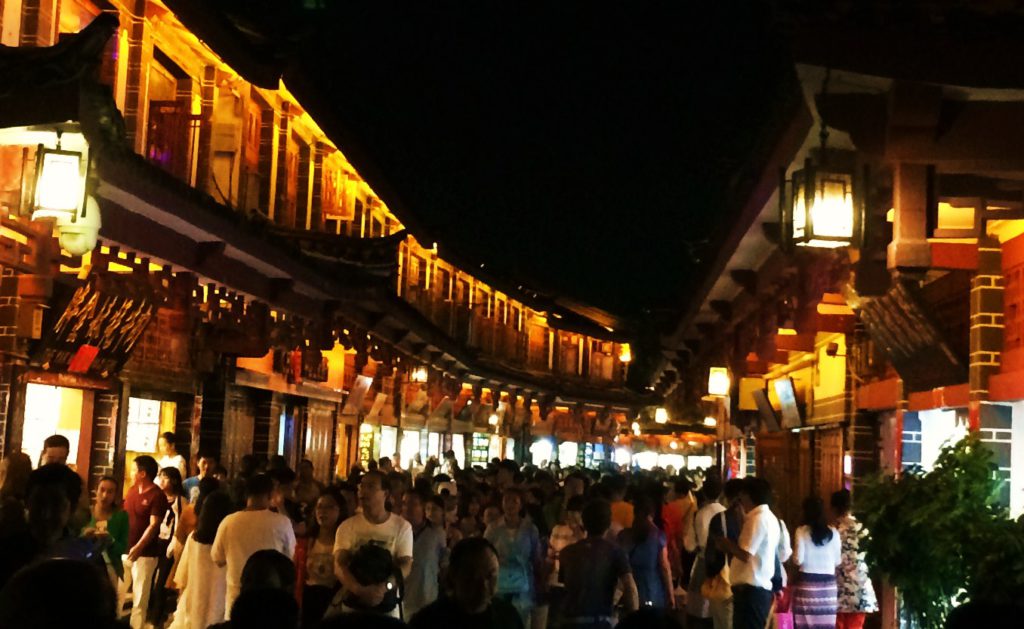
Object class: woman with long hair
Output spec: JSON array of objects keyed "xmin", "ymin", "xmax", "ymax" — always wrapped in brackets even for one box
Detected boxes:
[
  {"xmin": 82, "ymin": 476, "xmax": 129, "ymax": 589},
  {"xmin": 618, "ymin": 495, "xmax": 674, "ymax": 610},
  {"xmin": 151, "ymin": 466, "xmax": 190, "ymax": 626},
  {"xmin": 170, "ymin": 490, "xmax": 235, "ymax": 628},
  {"xmin": 456, "ymin": 491, "xmax": 484, "ymax": 538},
  {"xmin": 301, "ymin": 487, "xmax": 347, "ymax": 627},
  {"xmin": 792, "ymin": 496, "xmax": 842, "ymax": 629}
]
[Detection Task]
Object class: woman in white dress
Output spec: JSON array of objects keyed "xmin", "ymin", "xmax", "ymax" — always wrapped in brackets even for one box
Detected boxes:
[{"xmin": 170, "ymin": 491, "xmax": 235, "ymax": 629}]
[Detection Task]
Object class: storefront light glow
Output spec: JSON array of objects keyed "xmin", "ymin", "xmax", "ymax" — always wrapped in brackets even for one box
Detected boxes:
[
  {"xmin": 670, "ymin": 440, "xmax": 678, "ymax": 450},
  {"xmin": 703, "ymin": 416, "xmax": 717, "ymax": 427},
  {"xmin": 614, "ymin": 446, "xmax": 632, "ymax": 466},
  {"xmin": 409, "ymin": 365, "xmax": 429, "ymax": 384},
  {"xmin": 708, "ymin": 367, "xmax": 730, "ymax": 396},
  {"xmin": 488, "ymin": 413, "xmax": 499, "ymax": 426},
  {"xmin": 618, "ymin": 343, "xmax": 632, "ymax": 363},
  {"xmin": 654, "ymin": 407, "xmax": 669, "ymax": 424},
  {"xmin": 631, "ymin": 421, "xmax": 641, "ymax": 436}
]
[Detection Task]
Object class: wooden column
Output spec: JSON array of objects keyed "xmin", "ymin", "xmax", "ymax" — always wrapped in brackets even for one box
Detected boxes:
[
  {"xmin": 19, "ymin": 0, "xmax": 58, "ymax": 47},
  {"xmin": 274, "ymin": 101, "xmax": 293, "ymax": 227},
  {"xmin": 887, "ymin": 162, "xmax": 932, "ymax": 272},
  {"xmin": 257, "ymin": 98, "xmax": 278, "ymax": 219},
  {"xmin": 194, "ymin": 66, "xmax": 216, "ymax": 194},
  {"xmin": 310, "ymin": 142, "xmax": 326, "ymax": 232},
  {"xmin": 120, "ymin": 0, "xmax": 150, "ymax": 153},
  {"xmin": 298, "ymin": 140, "xmax": 313, "ymax": 230}
]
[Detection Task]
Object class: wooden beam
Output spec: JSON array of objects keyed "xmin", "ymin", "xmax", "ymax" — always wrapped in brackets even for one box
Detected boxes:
[
  {"xmin": 729, "ymin": 269, "xmax": 758, "ymax": 294},
  {"xmin": 709, "ymin": 300, "xmax": 732, "ymax": 322}
]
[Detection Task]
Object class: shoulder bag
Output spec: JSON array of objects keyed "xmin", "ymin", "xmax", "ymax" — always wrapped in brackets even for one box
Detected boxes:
[{"xmin": 700, "ymin": 512, "xmax": 732, "ymax": 602}]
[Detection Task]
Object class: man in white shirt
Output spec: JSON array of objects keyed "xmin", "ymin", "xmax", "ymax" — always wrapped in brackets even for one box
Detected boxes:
[
  {"xmin": 334, "ymin": 470, "xmax": 414, "ymax": 617},
  {"xmin": 211, "ymin": 474, "xmax": 296, "ymax": 618},
  {"xmin": 716, "ymin": 477, "xmax": 779, "ymax": 629},
  {"xmin": 684, "ymin": 477, "xmax": 727, "ymax": 554}
]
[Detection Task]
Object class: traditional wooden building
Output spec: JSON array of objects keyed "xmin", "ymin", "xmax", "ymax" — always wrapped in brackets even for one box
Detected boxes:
[
  {"xmin": 648, "ymin": 5, "xmax": 1024, "ymax": 627},
  {"xmin": 0, "ymin": 1, "xmax": 653, "ymax": 493}
]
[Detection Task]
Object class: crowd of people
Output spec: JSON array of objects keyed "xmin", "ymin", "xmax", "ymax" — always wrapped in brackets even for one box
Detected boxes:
[{"xmin": 0, "ymin": 434, "xmax": 882, "ymax": 629}]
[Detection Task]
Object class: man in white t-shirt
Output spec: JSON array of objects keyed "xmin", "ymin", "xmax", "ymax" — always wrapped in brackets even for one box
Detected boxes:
[
  {"xmin": 716, "ymin": 476, "xmax": 780, "ymax": 629},
  {"xmin": 334, "ymin": 470, "xmax": 413, "ymax": 616},
  {"xmin": 212, "ymin": 473, "xmax": 296, "ymax": 617}
]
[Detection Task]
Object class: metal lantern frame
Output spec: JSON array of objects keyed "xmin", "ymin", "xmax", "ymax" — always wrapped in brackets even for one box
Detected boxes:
[
  {"xmin": 31, "ymin": 128, "xmax": 92, "ymax": 224},
  {"xmin": 780, "ymin": 154, "xmax": 866, "ymax": 250}
]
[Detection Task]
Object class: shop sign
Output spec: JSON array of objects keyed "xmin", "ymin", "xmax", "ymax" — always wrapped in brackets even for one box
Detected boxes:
[
  {"xmin": 35, "ymin": 273, "xmax": 154, "ymax": 378},
  {"xmin": 272, "ymin": 347, "xmax": 328, "ymax": 384}
]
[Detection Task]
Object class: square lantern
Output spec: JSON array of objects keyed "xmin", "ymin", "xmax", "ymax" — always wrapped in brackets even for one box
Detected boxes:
[
  {"xmin": 781, "ymin": 157, "xmax": 862, "ymax": 249},
  {"xmin": 708, "ymin": 367, "xmax": 730, "ymax": 397},
  {"xmin": 654, "ymin": 407, "xmax": 669, "ymax": 424},
  {"xmin": 32, "ymin": 145, "xmax": 87, "ymax": 221}
]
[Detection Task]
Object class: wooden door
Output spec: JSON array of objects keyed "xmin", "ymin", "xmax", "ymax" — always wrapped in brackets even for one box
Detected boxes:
[
  {"xmin": 816, "ymin": 427, "xmax": 845, "ymax": 501},
  {"xmin": 222, "ymin": 386, "xmax": 255, "ymax": 476},
  {"xmin": 305, "ymin": 401, "xmax": 336, "ymax": 484}
]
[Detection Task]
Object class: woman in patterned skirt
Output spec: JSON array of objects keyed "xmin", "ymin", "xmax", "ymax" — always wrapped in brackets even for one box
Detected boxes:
[
  {"xmin": 792, "ymin": 496, "xmax": 841, "ymax": 629},
  {"xmin": 830, "ymin": 490, "xmax": 878, "ymax": 629}
]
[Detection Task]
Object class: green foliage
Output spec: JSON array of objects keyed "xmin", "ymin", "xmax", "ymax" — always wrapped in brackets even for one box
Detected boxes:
[{"xmin": 855, "ymin": 435, "xmax": 1024, "ymax": 628}]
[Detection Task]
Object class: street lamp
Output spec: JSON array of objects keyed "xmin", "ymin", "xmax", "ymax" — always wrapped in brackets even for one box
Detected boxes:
[{"xmin": 708, "ymin": 367, "xmax": 730, "ymax": 397}]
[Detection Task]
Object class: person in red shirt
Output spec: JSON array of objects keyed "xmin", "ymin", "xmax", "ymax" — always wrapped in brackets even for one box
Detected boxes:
[{"xmin": 125, "ymin": 455, "xmax": 169, "ymax": 629}]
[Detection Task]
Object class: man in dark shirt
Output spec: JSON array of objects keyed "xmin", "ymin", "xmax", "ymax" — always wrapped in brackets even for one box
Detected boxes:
[
  {"xmin": 559, "ymin": 500, "xmax": 638, "ymax": 629},
  {"xmin": 410, "ymin": 537, "xmax": 523, "ymax": 629},
  {"xmin": 124, "ymin": 455, "xmax": 168, "ymax": 629}
]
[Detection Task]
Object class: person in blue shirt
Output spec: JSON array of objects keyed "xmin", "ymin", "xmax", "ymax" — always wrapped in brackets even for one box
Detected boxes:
[
  {"xmin": 182, "ymin": 453, "xmax": 217, "ymax": 504},
  {"xmin": 485, "ymin": 487, "xmax": 542, "ymax": 628}
]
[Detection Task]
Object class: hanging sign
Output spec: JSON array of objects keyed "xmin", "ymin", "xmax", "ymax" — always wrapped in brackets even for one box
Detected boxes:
[{"xmin": 34, "ymin": 272, "xmax": 155, "ymax": 378}]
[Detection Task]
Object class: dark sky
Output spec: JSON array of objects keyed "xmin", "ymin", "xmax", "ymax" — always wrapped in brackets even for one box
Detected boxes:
[{"xmin": 295, "ymin": 1, "xmax": 796, "ymax": 326}]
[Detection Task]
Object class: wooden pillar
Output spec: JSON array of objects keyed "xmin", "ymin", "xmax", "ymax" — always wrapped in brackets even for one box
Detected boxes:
[
  {"xmin": 274, "ymin": 101, "xmax": 293, "ymax": 227},
  {"xmin": 194, "ymin": 66, "xmax": 216, "ymax": 194},
  {"xmin": 120, "ymin": 0, "xmax": 150, "ymax": 153},
  {"xmin": 310, "ymin": 142, "xmax": 326, "ymax": 232},
  {"xmin": 298, "ymin": 140, "xmax": 313, "ymax": 230},
  {"xmin": 887, "ymin": 162, "xmax": 932, "ymax": 272},
  {"xmin": 257, "ymin": 98, "xmax": 278, "ymax": 219},
  {"xmin": 19, "ymin": 0, "xmax": 58, "ymax": 47},
  {"xmin": 969, "ymin": 235, "xmax": 1004, "ymax": 430}
]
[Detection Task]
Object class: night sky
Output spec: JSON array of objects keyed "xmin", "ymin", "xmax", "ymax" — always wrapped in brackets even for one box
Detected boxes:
[{"xmin": 290, "ymin": 1, "xmax": 797, "ymax": 328}]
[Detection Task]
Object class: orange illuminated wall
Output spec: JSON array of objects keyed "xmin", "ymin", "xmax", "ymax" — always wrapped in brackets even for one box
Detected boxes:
[{"xmin": 1001, "ymin": 231, "xmax": 1024, "ymax": 373}]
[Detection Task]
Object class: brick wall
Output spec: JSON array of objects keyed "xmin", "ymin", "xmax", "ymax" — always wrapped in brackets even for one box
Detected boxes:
[
  {"xmin": 0, "ymin": 269, "xmax": 29, "ymax": 458},
  {"xmin": 88, "ymin": 390, "xmax": 120, "ymax": 494}
]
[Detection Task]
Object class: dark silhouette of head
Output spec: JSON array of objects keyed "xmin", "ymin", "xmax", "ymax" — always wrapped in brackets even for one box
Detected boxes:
[{"xmin": 0, "ymin": 559, "xmax": 117, "ymax": 628}]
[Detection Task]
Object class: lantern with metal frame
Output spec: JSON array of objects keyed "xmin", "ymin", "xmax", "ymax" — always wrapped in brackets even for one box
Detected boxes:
[
  {"xmin": 780, "ymin": 69, "xmax": 864, "ymax": 250},
  {"xmin": 781, "ymin": 153, "xmax": 863, "ymax": 249}
]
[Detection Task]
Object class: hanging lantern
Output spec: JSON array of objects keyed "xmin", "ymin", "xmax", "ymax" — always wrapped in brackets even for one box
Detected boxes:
[
  {"xmin": 782, "ymin": 157, "xmax": 860, "ymax": 249},
  {"xmin": 33, "ymin": 145, "xmax": 87, "ymax": 220},
  {"xmin": 654, "ymin": 407, "xmax": 669, "ymax": 424},
  {"xmin": 708, "ymin": 367, "xmax": 730, "ymax": 397}
]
